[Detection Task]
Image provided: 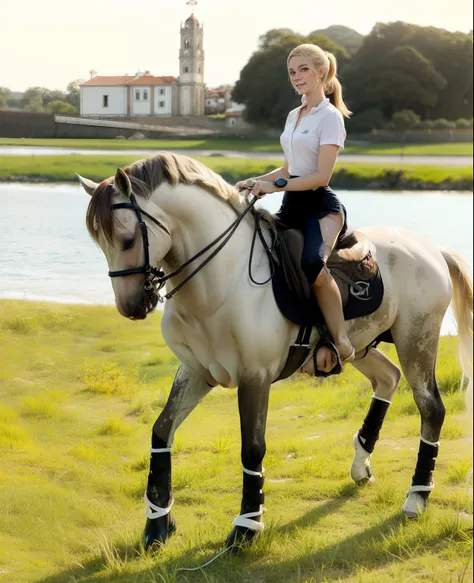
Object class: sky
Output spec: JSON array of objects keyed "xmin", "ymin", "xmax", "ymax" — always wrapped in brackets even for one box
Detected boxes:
[{"xmin": 2, "ymin": 0, "xmax": 473, "ymax": 92}]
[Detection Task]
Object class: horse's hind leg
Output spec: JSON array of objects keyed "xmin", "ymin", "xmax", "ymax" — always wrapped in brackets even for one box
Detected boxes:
[
  {"xmin": 391, "ymin": 306, "xmax": 448, "ymax": 518},
  {"xmin": 142, "ymin": 364, "xmax": 212, "ymax": 550},
  {"xmin": 226, "ymin": 376, "xmax": 271, "ymax": 550},
  {"xmin": 351, "ymin": 348, "xmax": 401, "ymax": 484}
]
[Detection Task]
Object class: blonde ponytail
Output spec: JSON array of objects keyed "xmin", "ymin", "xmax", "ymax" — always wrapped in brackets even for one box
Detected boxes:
[{"xmin": 325, "ymin": 52, "xmax": 352, "ymax": 118}]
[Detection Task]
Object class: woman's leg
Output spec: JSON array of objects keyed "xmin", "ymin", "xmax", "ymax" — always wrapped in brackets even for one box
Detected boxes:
[{"xmin": 301, "ymin": 213, "xmax": 354, "ymax": 374}]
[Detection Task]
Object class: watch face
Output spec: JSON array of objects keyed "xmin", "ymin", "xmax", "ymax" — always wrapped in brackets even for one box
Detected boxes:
[{"xmin": 275, "ymin": 178, "xmax": 288, "ymax": 188}]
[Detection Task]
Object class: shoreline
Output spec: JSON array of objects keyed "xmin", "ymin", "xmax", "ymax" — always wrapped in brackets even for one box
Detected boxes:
[
  {"xmin": 1, "ymin": 177, "xmax": 472, "ymax": 192},
  {"xmin": 1, "ymin": 153, "xmax": 472, "ymax": 191}
]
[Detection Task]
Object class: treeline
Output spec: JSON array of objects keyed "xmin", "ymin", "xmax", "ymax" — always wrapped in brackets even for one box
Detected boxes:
[
  {"xmin": 0, "ymin": 81, "xmax": 82, "ymax": 115},
  {"xmin": 232, "ymin": 21, "xmax": 474, "ymax": 131}
]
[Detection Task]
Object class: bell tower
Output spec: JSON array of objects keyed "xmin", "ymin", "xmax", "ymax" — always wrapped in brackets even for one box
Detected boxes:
[{"xmin": 179, "ymin": 13, "xmax": 205, "ymax": 115}]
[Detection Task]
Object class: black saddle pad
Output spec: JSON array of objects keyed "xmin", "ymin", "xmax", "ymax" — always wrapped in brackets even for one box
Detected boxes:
[{"xmin": 271, "ymin": 228, "xmax": 384, "ymax": 327}]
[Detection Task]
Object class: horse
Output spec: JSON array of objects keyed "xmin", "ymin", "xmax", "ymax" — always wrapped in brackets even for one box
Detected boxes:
[{"xmin": 78, "ymin": 152, "xmax": 473, "ymax": 550}]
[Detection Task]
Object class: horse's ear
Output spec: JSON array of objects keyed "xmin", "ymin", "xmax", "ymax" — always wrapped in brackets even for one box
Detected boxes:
[
  {"xmin": 76, "ymin": 174, "xmax": 99, "ymax": 197},
  {"xmin": 115, "ymin": 168, "xmax": 132, "ymax": 199}
]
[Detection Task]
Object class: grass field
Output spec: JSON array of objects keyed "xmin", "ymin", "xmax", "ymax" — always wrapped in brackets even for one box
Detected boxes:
[
  {"xmin": 0, "ymin": 137, "xmax": 472, "ymax": 157},
  {"xmin": 0, "ymin": 154, "xmax": 472, "ymax": 191},
  {"xmin": 0, "ymin": 300, "xmax": 472, "ymax": 583}
]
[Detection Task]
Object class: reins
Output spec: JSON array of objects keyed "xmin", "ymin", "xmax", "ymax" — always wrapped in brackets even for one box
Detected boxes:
[{"xmin": 108, "ymin": 191, "xmax": 276, "ymax": 307}]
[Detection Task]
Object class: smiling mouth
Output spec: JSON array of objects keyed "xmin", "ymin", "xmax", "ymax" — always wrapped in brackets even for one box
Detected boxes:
[{"xmin": 295, "ymin": 83, "xmax": 305, "ymax": 89}]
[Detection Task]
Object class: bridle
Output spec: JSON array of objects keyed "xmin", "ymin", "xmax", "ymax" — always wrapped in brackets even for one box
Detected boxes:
[{"xmin": 108, "ymin": 190, "xmax": 271, "ymax": 308}]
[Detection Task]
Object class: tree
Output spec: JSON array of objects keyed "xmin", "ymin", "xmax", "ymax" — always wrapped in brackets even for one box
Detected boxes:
[
  {"xmin": 232, "ymin": 29, "xmax": 349, "ymax": 127},
  {"xmin": 343, "ymin": 21, "xmax": 472, "ymax": 120},
  {"xmin": 0, "ymin": 87, "xmax": 11, "ymax": 108},
  {"xmin": 47, "ymin": 100, "xmax": 78, "ymax": 114},
  {"xmin": 23, "ymin": 87, "xmax": 45, "ymax": 112},
  {"xmin": 65, "ymin": 79, "xmax": 84, "ymax": 109},
  {"xmin": 391, "ymin": 109, "xmax": 420, "ymax": 130},
  {"xmin": 374, "ymin": 46, "xmax": 446, "ymax": 118},
  {"xmin": 42, "ymin": 89, "xmax": 66, "ymax": 108}
]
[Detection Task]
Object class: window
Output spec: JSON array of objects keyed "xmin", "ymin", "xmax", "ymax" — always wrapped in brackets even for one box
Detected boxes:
[
  {"xmin": 198, "ymin": 67, "xmax": 201, "ymax": 74},
  {"xmin": 184, "ymin": 38, "xmax": 190, "ymax": 49},
  {"xmin": 135, "ymin": 90, "xmax": 140, "ymax": 100},
  {"xmin": 159, "ymin": 101, "xmax": 165, "ymax": 108},
  {"xmin": 184, "ymin": 65, "xmax": 189, "ymax": 73},
  {"xmin": 159, "ymin": 89, "xmax": 165, "ymax": 95},
  {"xmin": 143, "ymin": 90, "xmax": 148, "ymax": 101},
  {"xmin": 102, "ymin": 95, "xmax": 108, "ymax": 108}
]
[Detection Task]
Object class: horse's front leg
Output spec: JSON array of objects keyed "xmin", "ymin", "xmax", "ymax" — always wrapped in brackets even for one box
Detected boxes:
[
  {"xmin": 226, "ymin": 376, "xmax": 271, "ymax": 549},
  {"xmin": 143, "ymin": 364, "xmax": 212, "ymax": 551}
]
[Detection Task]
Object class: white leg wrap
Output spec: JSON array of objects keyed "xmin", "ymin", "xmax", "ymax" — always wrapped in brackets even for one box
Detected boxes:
[
  {"xmin": 350, "ymin": 433, "xmax": 374, "ymax": 483},
  {"xmin": 420, "ymin": 435, "xmax": 440, "ymax": 447},
  {"xmin": 373, "ymin": 394, "xmax": 392, "ymax": 405},
  {"xmin": 150, "ymin": 447, "xmax": 171, "ymax": 454},
  {"xmin": 242, "ymin": 466, "xmax": 264, "ymax": 477},
  {"xmin": 232, "ymin": 466, "xmax": 266, "ymax": 532},
  {"xmin": 406, "ymin": 483, "xmax": 435, "ymax": 495},
  {"xmin": 144, "ymin": 492, "xmax": 174, "ymax": 520},
  {"xmin": 232, "ymin": 507, "xmax": 266, "ymax": 532}
]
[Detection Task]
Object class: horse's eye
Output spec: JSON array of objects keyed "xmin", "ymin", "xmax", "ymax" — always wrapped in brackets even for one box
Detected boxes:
[{"xmin": 123, "ymin": 238, "xmax": 136, "ymax": 251}]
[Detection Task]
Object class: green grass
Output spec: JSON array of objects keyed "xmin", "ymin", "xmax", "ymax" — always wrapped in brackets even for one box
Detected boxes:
[
  {"xmin": 0, "ymin": 137, "xmax": 472, "ymax": 156},
  {"xmin": 0, "ymin": 154, "xmax": 472, "ymax": 190},
  {"xmin": 0, "ymin": 300, "xmax": 472, "ymax": 583}
]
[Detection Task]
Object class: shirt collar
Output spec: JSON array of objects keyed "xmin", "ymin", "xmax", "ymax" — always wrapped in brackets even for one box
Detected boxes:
[{"xmin": 300, "ymin": 96, "xmax": 330, "ymax": 114}]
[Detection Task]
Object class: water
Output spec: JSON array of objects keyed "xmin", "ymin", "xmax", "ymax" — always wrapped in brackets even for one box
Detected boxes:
[{"xmin": 0, "ymin": 183, "xmax": 472, "ymax": 335}]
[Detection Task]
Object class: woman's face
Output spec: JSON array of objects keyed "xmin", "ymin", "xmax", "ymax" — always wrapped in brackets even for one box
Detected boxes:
[{"xmin": 288, "ymin": 55, "xmax": 322, "ymax": 96}]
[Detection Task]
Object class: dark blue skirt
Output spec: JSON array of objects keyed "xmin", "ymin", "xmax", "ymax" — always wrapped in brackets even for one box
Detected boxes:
[{"xmin": 274, "ymin": 180, "xmax": 347, "ymax": 284}]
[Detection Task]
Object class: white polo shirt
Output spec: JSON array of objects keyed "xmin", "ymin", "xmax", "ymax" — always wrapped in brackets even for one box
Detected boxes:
[{"xmin": 280, "ymin": 98, "xmax": 346, "ymax": 176}]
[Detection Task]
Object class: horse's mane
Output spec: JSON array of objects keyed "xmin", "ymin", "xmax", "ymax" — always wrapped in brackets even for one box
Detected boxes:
[{"xmin": 86, "ymin": 152, "xmax": 244, "ymax": 243}]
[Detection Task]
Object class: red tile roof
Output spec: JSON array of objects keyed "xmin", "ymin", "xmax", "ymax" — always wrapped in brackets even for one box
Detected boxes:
[
  {"xmin": 81, "ymin": 76, "xmax": 133, "ymax": 87},
  {"xmin": 81, "ymin": 75, "xmax": 177, "ymax": 87},
  {"xmin": 129, "ymin": 74, "xmax": 178, "ymax": 86}
]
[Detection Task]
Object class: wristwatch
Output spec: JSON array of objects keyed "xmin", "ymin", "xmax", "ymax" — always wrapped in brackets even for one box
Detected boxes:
[{"xmin": 273, "ymin": 177, "xmax": 288, "ymax": 189}]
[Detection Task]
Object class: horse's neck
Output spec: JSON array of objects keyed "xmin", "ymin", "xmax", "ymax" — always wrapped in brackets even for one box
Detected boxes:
[{"xmin": 153, "ymin": 184, "xmax": 258, "ymax": 315}]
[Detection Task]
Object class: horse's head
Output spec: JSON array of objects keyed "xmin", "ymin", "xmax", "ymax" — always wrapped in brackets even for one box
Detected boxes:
[{"xmin": 79, "ymin": 168, "xmax": 172, "ymax": 320}]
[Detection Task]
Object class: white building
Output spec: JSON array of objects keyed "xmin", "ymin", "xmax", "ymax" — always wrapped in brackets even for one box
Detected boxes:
[{"xmin": 80, "ymin": 13, "xmax": 205, "ymax": 117}]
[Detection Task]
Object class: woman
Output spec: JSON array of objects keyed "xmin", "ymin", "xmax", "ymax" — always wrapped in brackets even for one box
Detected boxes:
[{"xmin": 236, "ymin": 43, "xmax": 355, "ymax": 376}]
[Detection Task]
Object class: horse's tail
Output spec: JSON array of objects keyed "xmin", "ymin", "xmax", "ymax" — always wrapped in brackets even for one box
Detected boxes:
[{"xmin": 441, "ymin": 249, "xmax": 473, "ymax": 414}]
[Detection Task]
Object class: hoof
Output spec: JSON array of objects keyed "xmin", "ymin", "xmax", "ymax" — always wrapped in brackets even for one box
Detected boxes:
[
  {"xmin": 142, "ymin": 514, "xmax": 177, "ymax": 551},
  {"xmin": 402, "ymin": 492, "xmax": 428, "ymax": 519},
  {"xmin": 350, "ymin": 434, "xmax": 375, "ymax": 485},
  {"xmin": 225, "ymin": 526, "xmax": 259, "ymax": 552}
]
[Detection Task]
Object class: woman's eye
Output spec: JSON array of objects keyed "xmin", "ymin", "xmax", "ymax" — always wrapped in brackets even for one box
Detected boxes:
[{"xmin": 123, "ymin": 238, "xmax": 136, "ymax": 251}]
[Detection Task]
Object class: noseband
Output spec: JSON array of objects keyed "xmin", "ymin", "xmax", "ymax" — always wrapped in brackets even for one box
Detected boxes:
[{"xmin": 108, "ymin": 191, "xmax": 269, "ymax": 306}]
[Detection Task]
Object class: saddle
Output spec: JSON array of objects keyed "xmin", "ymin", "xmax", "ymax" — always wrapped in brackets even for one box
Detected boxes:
[
  {"xmin": 256, "ymin": 214, "xmax": 385, "ymax": 382},
  {"xmin": 272, "ymin": 228, "xmax": 384, "ymax": 327}
]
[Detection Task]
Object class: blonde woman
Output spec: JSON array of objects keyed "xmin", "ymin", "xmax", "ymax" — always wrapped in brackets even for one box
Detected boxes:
[{"xmin": 237, "ymin": 44, "xmax": 355, "ymax": 376}]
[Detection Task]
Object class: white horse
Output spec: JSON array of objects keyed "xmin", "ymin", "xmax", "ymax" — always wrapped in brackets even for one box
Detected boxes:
[{"xmin": 79, "ymin": 152, "xmax": 473, "ymax": 550}]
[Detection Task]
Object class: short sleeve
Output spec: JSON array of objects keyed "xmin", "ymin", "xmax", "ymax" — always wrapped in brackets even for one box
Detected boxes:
[{"xmin": 319, "ymin": 112, "xmax": 346, "ymax": 150}]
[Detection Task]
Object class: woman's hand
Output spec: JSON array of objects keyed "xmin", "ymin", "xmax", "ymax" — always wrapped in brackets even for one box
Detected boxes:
[
  {"xmin": 250, "ymin": 180, "xmax": 275, "ymax": 198},
  {"xmin": 235, "ymin": 178, "xmax": 255, "ymax": 191}
]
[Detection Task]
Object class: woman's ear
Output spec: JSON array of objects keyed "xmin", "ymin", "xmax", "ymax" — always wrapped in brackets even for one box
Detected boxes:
[{"xmin": 115, "ymin": 168, "xmax": 132, "ymax": 198}]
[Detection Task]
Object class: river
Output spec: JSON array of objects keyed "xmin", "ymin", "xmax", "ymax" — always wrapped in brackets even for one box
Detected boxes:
[{"xmin": 0, "ymin": 183, "xmax": 472, "ymax": 335}]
